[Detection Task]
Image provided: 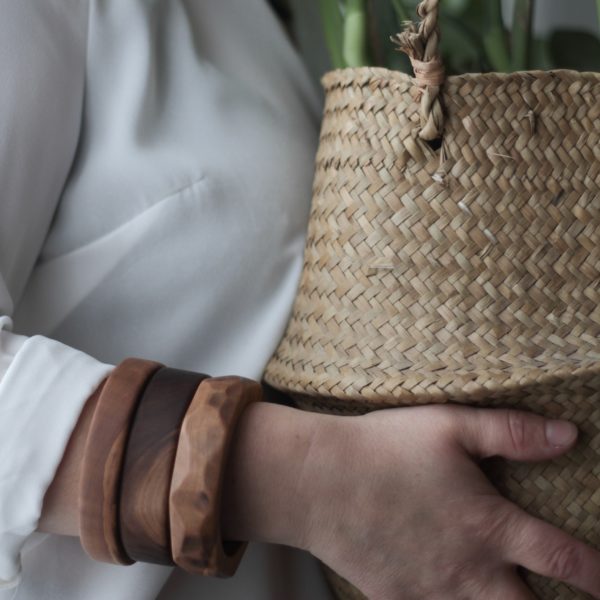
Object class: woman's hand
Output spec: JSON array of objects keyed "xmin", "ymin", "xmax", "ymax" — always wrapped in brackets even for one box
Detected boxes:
[
  {"xmin": 44, "ymin": 383, "xmax": 600, "ymax": 598},
  {"xmin": 295, "ymin": 404, "xmax": 600, "ymax": 599}
]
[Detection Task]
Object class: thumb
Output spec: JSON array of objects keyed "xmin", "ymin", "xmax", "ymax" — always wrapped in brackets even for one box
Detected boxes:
[{"xmin": 452, "ymin": 407, "xmax": 579, "ymax": 462}]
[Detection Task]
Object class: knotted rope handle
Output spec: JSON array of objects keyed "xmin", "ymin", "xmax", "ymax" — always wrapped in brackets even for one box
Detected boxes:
[{"xmin": 392, "ymin": 0, "xmax": 445, "ymax": 141}]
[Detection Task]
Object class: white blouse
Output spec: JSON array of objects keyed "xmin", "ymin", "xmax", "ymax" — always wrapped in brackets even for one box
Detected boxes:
[{"xmin": 0, "ymin": 0, "xmax": 332, "ymax": 598}]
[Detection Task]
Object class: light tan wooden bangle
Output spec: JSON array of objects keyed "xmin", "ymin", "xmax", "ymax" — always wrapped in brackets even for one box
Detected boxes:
[
  {"xmin": 79, "ymin": 358, "xmax": 163, "ymax": 564},
  {"xmin": 169, "ymin": 376, "xmax": 263, "ymax": 577}
]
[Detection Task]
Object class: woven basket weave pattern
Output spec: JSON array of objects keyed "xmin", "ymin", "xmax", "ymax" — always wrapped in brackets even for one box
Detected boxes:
[
  {"xmin": 264, "ymin": 67, "xmax": 600, "ymax": 599},
  {"xmin": 265, "ymin": 68, "xmax": 600, "ymax": 403}
]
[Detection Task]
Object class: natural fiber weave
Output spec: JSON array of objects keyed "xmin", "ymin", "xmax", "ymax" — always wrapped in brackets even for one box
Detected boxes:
[
  {"xmin": 265, "ymin": 66, "xmax": 600, "ymax": 403},
  {"xmin": 263, "ymin": 2, "xmax": 600, "ymax": 596}
]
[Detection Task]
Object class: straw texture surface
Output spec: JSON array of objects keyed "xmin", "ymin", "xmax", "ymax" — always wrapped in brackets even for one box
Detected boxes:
[
  {"xmin": 263, "ymin": 61, "xmax": 600, "ymax": 600},
  {"xmin": 265, "ymin": 67, "xmax": 600, "ymax": 403}
]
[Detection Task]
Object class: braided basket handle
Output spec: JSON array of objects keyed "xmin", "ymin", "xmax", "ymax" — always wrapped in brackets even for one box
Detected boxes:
[{"xmin": 392, "ymin": 0, "xmax": 445, "ymax": 141}]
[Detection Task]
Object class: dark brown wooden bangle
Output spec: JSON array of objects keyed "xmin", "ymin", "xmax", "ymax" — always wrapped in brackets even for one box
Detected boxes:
[
  {"xmin": 79, "ymin": 358, "xmax": 163, "ymax": 565},
  {"xmin": 119, "ymin": 367, "xmax": 209, "ymax": 564},
  {"xmin": 169, "ymin": 376, "xmax": 263, "ymax": 577}
]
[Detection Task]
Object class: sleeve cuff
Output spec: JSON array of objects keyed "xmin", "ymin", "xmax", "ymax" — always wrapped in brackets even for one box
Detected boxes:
[{"xmin": 0, "ymin": 333, "xmax": 113, "ymax": 587}]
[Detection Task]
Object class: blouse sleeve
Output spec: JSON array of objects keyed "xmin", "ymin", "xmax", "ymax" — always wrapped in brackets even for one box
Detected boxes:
[{"xmin": 0, "ymin": 2, "xmax": 113, "ymax": 588}]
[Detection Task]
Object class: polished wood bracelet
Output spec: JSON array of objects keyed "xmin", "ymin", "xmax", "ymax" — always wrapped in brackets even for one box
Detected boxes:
[
  {"xmin": 169, "ymin": 376, "xmax": 263, "ymax": 577},
  {"xmin": 119, "ymin": 367, "xmax": 209, "ymax": 564},
  {"xmin": 79, "ymin": 358, "xmax": 163, "ymax": 564}
]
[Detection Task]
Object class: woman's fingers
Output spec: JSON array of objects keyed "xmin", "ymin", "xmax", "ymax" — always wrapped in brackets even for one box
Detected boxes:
[
  {"xmin": 450, "ymin": 406, "xmax": 578, "ymax": 462},
  {"xmin": 486, "ymin": 568, "xmax": 538, "ymax": 600},
  {"xmin": 446, "ymin": 406, "xmax": 600, "ymax": 596},
  {"xmin": 500, "ymin": 504, "xmax": 600, "ymax": 599}
]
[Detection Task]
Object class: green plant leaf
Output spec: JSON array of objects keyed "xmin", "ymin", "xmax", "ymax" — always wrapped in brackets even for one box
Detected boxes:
[
  {"xmin": 391, "ymin": 0, "xmax": 411, "ymax": 25},
  {"xmin": 549, "ymin": 29, "xmax": 600, "ymax": 72},
  {"xmin": 367, "ymin": 0, "xmax": 412, "ymax": 72},
  {"xmin": 318, "ymin": 0, "xmax": 346, "ymax": 69},
  {"xmin": 343, "ymin": 0, "xmax": 369, "ymax": 67},
  {"xmin": 482, "ymin": 0, "xmax": 512, "ymax": 72},
  {"xmin": 512, "ymin": 0, "xmax": 534, "ymax": 71},
  {"xmin": 444, "ymin": 0, "xmax": 470, "ymax": 15},
  {"xmin": 439, "ymin": 15, "xmax": 485, "ymax": 74},
  {"xmin": 314, "ymin": 0, "xmax": 600, "ymax": 76},
  {"xmin": 529, "ymin": 37, "xmax": 552, "ymax": 71}
]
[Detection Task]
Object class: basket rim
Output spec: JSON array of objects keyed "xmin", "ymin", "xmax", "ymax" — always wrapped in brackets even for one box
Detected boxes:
[
  {"xmin": 320, "ymin": 66, "xmax": 600, "ymax": 91},
  {"xmin": 265, "ymin": 353, "xmax": 600, "ymax": 404}
]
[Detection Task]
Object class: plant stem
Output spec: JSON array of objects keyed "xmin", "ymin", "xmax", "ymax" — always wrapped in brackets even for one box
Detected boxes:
[
  {"xmin": 318, "ymin": 0, "xmax": 346, "ymax": 69},
  {"xmin": 391, "ymin": 0, "xmax": 411, "ymax": 25},
  {"xmin": 366, "ymin": 0, "xmax": 384, "ymax": 66},
  {"xmin": 512, "ymin": 0, "xmax": 534, "ymax": 71},
  {"xmin": 343, "ymin": 0, "xmax": 369, "ymax": 67},
  {"xmin": 483, "ymin": 0, "xmax": 512, "ymax": 72}
]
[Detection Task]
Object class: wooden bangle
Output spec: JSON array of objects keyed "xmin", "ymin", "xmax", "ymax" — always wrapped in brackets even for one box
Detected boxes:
[
  {"xmin": 79, "ymin": 358, "xmax": 163, "ymax": 565},
  {"xmin": 119, "ymin": 367, "xmax": 209, "ymax": 564},
  {"xmin": 169, "ymin": 376, "xmax": 263, "ymax": 577}
]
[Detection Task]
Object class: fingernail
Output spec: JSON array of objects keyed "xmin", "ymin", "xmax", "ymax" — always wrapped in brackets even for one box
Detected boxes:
[{"xmin": 545, "ymin": 420, "xmax": 578, "ymax": 447}]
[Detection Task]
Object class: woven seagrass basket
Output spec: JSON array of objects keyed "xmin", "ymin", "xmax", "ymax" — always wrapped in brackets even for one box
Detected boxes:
[{"xmin": 263, "ymin": 0, "xmax": 600, "ymax": 598}]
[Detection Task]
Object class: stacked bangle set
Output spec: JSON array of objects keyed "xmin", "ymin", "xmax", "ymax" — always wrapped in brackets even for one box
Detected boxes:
[{"xmin": 79, "ymin": 357, "xmax": 262, "ymax": 577}]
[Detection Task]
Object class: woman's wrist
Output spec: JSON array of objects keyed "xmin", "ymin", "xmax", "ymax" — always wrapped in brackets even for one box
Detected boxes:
[
  {"xmin": 220, "ymin": 400, "xmax": 339, "ymax": 552},
  {"xmin": 38, "ymin": 379, "xmax": 105, "ymax": 537},
  {"xmin": 40, "ymin": 378, "xmax": 336, "ymax": 558}
]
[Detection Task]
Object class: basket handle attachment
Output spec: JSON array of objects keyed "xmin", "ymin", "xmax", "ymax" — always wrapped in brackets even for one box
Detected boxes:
[{"xmin": 392, "ymin": 0, "xmax": 445, "ymax": 142}]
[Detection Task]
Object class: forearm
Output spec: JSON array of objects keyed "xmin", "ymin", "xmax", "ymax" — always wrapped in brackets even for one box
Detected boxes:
[
  {"xmin": 38, "ymin": 382, "xmax": 102, "ymax": 537},
  {"xmin": 38, "ymin": 384, "xmax": 328, "ymax": 555}
]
